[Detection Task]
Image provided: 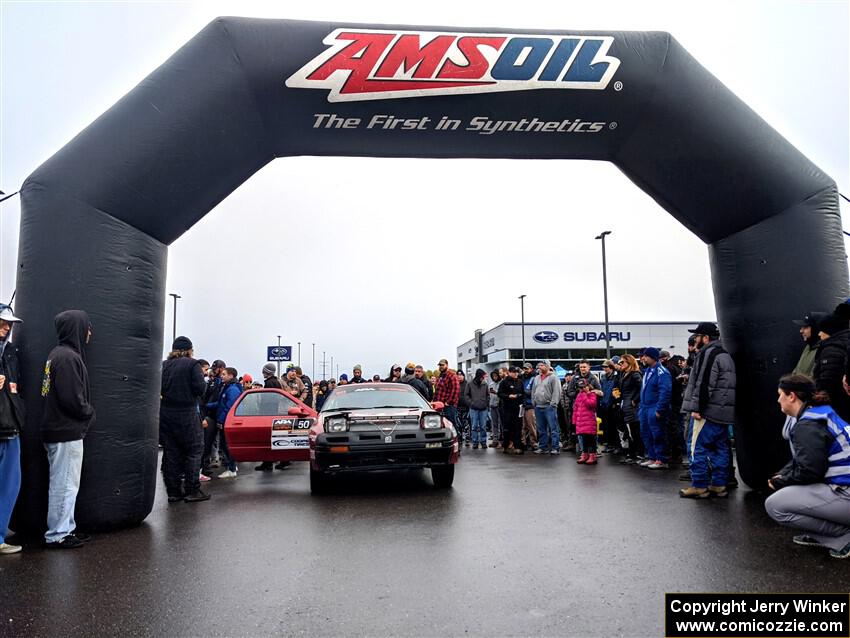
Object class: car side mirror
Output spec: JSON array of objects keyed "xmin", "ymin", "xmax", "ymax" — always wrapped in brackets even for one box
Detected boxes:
[
  {"xmin": 430, "ymin": 401, "xmax": 445, "ymax": 411},
  {"xmin": 288, "ymin": 406, "xmax": 308, "ymax": 416}
]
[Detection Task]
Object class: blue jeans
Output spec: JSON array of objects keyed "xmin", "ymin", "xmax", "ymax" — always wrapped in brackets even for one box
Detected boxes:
[
  {"xmin": 534, "ymin": 406, "xmax": 560, "ymax": 451},
  {"xmin": 44, "ymin": 440, "xmax": 84, "ymax": 543},
  {"xmin": 469, "ymin": 409, "xmax": 488, "ymax": 445},
  {"xmin": 689, "ymin": 419, "xmax": 730, "ymax": 488},
  {"xmin": 442, "ymin": 405, "xmax": 459, "ymax": 438},
  {"xmin": 0, "ymin": 437, "xmax": 21, "ymax": 544}
]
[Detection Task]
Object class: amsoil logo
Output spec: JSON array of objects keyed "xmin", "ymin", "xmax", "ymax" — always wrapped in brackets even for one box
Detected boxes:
[{"xmin": 286, "ymin": 29, "xmax": 620, "ymax": 102}]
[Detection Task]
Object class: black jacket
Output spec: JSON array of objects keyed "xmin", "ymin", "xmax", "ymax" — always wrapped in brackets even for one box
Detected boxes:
[
  {"xmin": 41, "ymin": 310, "xmax": 95, "ymax": 443},
  {"xmin": 665, "ymin": 362, "xmax": 684, "ymax": 413},
  {"xmin": 771, "ymin": 414, "xmax": 834, "ymax": 489},
  {"xmin": 619, "ymin": 371, "xmax": 642, "ymax": 423},
  {"xmin": 407, "ymin": 376, "xmax": 433, "ymax": 402},
  {"xmin": 497, "ymin": 377, "xmax": 524, "ymax": 411},
  {"xmin": 458, "ymin": 380, "xmax": 470, "ymax": 408},
  {"xmin": 264, "ymin": 376, "xmax": 282, "ymax": 389},
  {"xmin": 301, "ymin": 375, "xmax": 313, "ymax": 407},
  {"xmin": 0, "ymin": 339, "xmax": 26, "ymax": 439},
  {"xmin": 160, "ymin": 356, "xmax": 206, "ymax": 409},
  {"xmin": 814, "ymin": 329, "xmax": 850, "ymax": 422}
]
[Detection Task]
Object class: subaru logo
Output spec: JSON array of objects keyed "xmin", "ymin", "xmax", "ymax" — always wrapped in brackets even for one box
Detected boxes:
[{"xmin": 533, "ymin": 331, "xmax": 559, "ymax": 343}]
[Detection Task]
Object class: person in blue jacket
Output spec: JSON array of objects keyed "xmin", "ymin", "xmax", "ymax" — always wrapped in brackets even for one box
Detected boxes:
[
  {"xmin": 638, "ymin": 347, "xmax": 672, "ymax": 468},
  {"xmin": 207, "ymin": 366, "xmax": 242, "ymax": 478}
]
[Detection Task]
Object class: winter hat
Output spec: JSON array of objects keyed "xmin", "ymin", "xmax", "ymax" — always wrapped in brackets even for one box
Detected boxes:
[
  {"xmin": 659, "ymin": 350, "xmax": 671, "ymax": 360},
  {"xmin": 262, "ymin": 363, "xmax": 277, "ymax": 376},
  {"xmin": 339, "ymin": 373, "xmax": 349, "ymax": 381},
  {"xmin": 172, "ymin": 336, "xmax": 193, "ymax": 351},
  {"xmin": 643, "ymin": 347, "xmax": 661, "ymax": 361},
  {"xmin": 405, "ymin": 362, "xmax": 416, "ymax": 372},
  {"xmin": 242, "ymin": 374, "xmax": 253, "ymax": 383},
  {"xmin": 818, "ymin": 313, "xmax": 848, "ymax": 336},
  {"xmin": 353, "ymin": 364, "xmax": 362, "ymax": 372},
  {"xmin": 835, "ymin": 299, "xmax": 850, "ymax": 321},
  {"xmin": 212, "ymin": 359, "xmax": 226, "ymax": 369},
  {"xmin": 474, "ymin": 368, "xmax": 486, "ymax": 381},
  {"xmin": 611, "ymin": 355, "xmax": 621, "ymax": 364}
]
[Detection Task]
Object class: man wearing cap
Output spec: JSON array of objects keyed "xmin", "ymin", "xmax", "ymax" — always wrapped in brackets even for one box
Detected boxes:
[
  {"xmin": 160, "ymin": 336, "xmax": 210, "ymax": 503},
  {"xmin": 350, "ymin": 365, "xmax": 367, "ymax": 384},
  {"xmin": 792, "ymin": 312, "xmax": 826, "ymax": 378},
  {"xmin": 814, "ymin": 313, "xmax": 850, "ymax": 422},
  {"xmin": 41, "ymin": 310, "xmax": 95, "ymax": 548},
  {"xmin": 284, "ymin": 367, "xmax": 307, "ymax": 401},
  {"xmin": 520, "ymin": 363, "xmax": 538, "ymax": 450},
  {"xmin": 680, "ymin": 322, "xmax": 736, "ymax": 497},
  {"xmin": 262, "ymin": 363, "xmax": 282, "ymax": 389},
  {"xmin": 531, "ymin": 360, "xmax": 563, "ymax": 454},
  {"xmin": 0, "ymin": 304, "xmax": 25, "ymax": 554},
  {"xmin": 434, "ymin": 359, "xmax": 460, "ymax": 435},
  {"xmin": 638, "ymin": 347, "xmax": 673, "ymax": 470},
  {"xmin": 293, "ymin": 367, "xmax": 313, "ymax": 408}
]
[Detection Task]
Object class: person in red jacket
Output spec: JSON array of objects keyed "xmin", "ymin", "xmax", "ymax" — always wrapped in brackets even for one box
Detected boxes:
[
  {"xmin": 573, "ymin": 379, "xmax": 600, "ymax": 465},
  {"xmin": 434, "ymin": 359, "xmax": 460, "ymax": 435}
]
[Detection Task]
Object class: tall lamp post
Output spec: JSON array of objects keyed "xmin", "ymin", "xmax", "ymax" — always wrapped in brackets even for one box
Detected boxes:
[
  {"xmin": 312, "ymin": 343, "xmax": 316, "ymax": 381},
  {"xmin": 595, "ymin": 231, "xmax": 613, "ymax": 360},
  {"xmin": 277, "ymin": 335, "xmax": 282, "ymax": 376},
  {"xmin": 168, "ymin": 293, "xmax": 181, "ymax": 344},
  {"xmin": 297, "ymin": 341, "xmax": 301, "ymax": 366},
  {"xmin": 518, "ymin": 294, "xmax": 526, "ymax": 366}
]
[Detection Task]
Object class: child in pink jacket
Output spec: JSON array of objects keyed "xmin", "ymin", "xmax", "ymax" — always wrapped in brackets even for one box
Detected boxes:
[{"xmin": 573, "ymin": 379, "xmax": 599, "ymax": 465}]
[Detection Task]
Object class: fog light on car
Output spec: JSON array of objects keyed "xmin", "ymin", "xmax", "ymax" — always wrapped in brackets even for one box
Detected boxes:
[
  {"xmin": 330, "ymin": 446, "xmax": 350, "ymax": 453},
  {"xmin": 422, "ymin": 414, "xmax": 442, "ymax": 429}
]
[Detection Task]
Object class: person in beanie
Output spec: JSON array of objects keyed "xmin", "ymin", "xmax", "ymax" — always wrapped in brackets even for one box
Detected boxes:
[
  {"xmin": 41, "ymin": 310, "xmax": 95, "ymax": 548},
  {"xmin": 283, "ymin": 367, "xmax": 307, "ymax": 401},
  {"xmin": 212, "ymin": 367, "xmax": 242, "ymax": 478},
  {"xmin": 520, "ymin": 363, "xmax": 538, "ymax": 450},
  {"xmin": 638, "ymin": 347, "xmax": 672, "ymax": 469},
  {"xmin": 814, "ymin": 312, "xmax": 850, "ymax": 422},
  {"xmin": 498, "ymin": 367, "xmax": 525, "ymax": 454},
  {"xmin": 532, "ymin": 360, "xmax": 562, "ymax": 455},
  {"xmin": 680, "ymin": 322, "xmax": 736, "ymax": 497},
  {"xmin": 262, "ymin": 363, "xmax": 282, "ymax": 389},
  {"xmin": 400, "ymin": 363, "xmax": 416, "ymax": 384},
  {"xmin": 293, "ymin": 366, "xmax": 313, "ymax": 408},
  {"xmin": 350, "ymin": 365, "xmax": 367, "ymax": 384},
  {"xmin": 338, "ymin": 374, "xmax": 349, "ymax": 385},
  {"xmin": 0, "ymin": 304, "xmax": 25, "ymax": 554},
  {"xmin": 465, "ymin": 369, "xmax": 490, "ymax": 449},
  {"xmin": 159, "ymin": 336, "xmax": 210, "ymax": 502},
  {"xmin": 487, "ymin": 370, "xmax": 503, "ymax": 448},
  {"xmin": 201, "ymin": 359, "xmax": 226, "ymax": 474},
  {"xmin": 792, "ymin": 312, "xmax": 827, "ymax": 377}
]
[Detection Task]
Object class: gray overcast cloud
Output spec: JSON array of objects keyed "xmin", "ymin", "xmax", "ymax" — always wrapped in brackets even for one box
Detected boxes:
[{"xmin": 1, "ymin": 0, "xmax": 847, "ymax": 379}]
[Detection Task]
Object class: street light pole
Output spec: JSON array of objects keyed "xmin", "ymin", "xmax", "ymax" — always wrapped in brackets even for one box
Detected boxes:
[
  {"xmin": 168, "ymin": 293, "xmax": 181, "ymax": 344},
  {"xmin": 518, "ymin": 294, "xmax": 526, "ymax": 366},
  {"xmin": 297, "ymin": 341, "xmax": 301, "ymax": 367},
  {"xmin": 595, "ymin": 231, "xmax": 613, "ymax": 360},
  {"xmin": 277, "ymin": 335, "xmax": 281, "ymax": 376},
  {"xmin": 312, "ymin": 343, "xmax": 316, "ymax": 381}
]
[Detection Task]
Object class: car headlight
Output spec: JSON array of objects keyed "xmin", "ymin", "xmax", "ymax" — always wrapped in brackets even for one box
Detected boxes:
[
  {"xmin": 326, "ymin": 417, "xmax": 348, "ymax": 432},
  {"xmin": 422, "ymin": 414, "xmax": 442, "ymax": 429}
]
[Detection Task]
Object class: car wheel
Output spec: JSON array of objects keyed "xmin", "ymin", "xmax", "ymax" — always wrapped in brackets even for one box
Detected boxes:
[
  {"xmin": 310, "ymin": 467, "xmax": 329, "ymax": 494},
  {"xmin": 431, "ymin": 465, "xmax": 455, "ymax": 489}
]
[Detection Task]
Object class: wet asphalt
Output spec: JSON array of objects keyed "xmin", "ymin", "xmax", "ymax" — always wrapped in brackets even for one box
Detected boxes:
[{"xmin": 3, "ymin": 448, "xmax": 850, "ymax": 638}]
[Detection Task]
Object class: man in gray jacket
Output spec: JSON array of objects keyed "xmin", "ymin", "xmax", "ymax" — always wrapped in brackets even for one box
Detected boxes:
[
  {"xmin": 531, "ymin": 361, "xmax": 563, "ymax": 455},
  {"xmin": 680, "ymin": 321, "xmax": 736, "ymax": 499}
]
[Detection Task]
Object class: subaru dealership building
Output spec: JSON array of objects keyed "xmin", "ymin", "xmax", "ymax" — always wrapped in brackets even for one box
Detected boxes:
[{"xmin": 456, "ymin": 322, "xmax": 700, "ymax": 374}]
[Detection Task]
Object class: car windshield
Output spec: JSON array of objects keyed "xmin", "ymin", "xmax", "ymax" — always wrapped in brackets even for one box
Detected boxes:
[{"xmin": 322, "ymin": 385, "xmax": 431, "ymax": 412}]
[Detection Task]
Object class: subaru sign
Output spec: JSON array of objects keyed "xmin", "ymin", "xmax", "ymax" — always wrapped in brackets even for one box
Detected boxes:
[
  {"xmin": 533, "ymin": 331, "xmax": 559, "ymax": 343},
  {"xmin": 267, "ymin": 345, "xmax": 292, "ymax": 362}
]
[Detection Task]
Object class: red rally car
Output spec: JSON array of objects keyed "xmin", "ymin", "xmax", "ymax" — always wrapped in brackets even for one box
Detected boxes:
[
  {"xmin": 308, "ymin": 382, "xmax": 459, "ymax": 493},
  {"xmin": 223, "ymin": 388, "xmax": 318, "ymax": 463}
]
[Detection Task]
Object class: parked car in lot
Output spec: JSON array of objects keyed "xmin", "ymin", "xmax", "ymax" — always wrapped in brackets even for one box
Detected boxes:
[
  {"xmin": 224, "ymin": 389, "xmax": 317, "ymax": 463},
  {"xmin": 309, "ymin": 382, "xmax": 459, "ymax": 493}
]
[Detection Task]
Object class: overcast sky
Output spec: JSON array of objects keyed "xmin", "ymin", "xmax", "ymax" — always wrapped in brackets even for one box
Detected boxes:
[{"xmin": 1, "ymin": 0, "xmax": 848, "ymax": 380}]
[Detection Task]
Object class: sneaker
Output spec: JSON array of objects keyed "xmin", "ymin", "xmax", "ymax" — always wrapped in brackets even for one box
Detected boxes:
[
  {"xmin": 586, "ymin": 452, "xmax": 598, "ymax": 465},
  {"xmin": 167, "ymin": 494, "xmax": 184, "ymax": 503},
  {"xmin": 464, "ymin": 441, "xmax": 471, "ymax": 448},
  {"xmin": 577, "ymin": 453, "xmax": 588, "ymax": 464},
  {"xmin": 639, "ymin": 459, "xmax": 654, "ymax": 467},
  {"xmin": 46, "ymin": 535, "xmax": 85, "ymax": 549},
  {"xmin": 793, "ymin": 535, "xmax": 823, "ymax": 547},
  {"xmin": 829, "ymin": 542, "xmax": 850, "ymax": 559},
  {"xmin": 275, "ymin": 461, "xmax": 291, "ymax": 470},
  {"xmin": 649, "ymin": 461, "xmax": 669, "ymax": 469},
  {"xmin": 255, "ymin": 462, "xmax": 273, "ymax": 471},
  {"xmin": 71, "ymin": 532, "xmax": 91, "ymax": 543},
  {"xmin": 184, "ymin": 489, "xmax": 211, "ymax": 503},
  {"xmin": 679, "ymin": 486, "xmax": 710, "ymax": 499},
  {"xmin": 0, "ymin": 542, "xmax": 22, "ymax": 555},
  {"xmin": 199, "ymin": 473, "xmax": 211, "ymax": 482},
  {"xmin": 620, "ymin": 457, "xmax": 635, "ymax": 464},
  {"xmin": 218, "ymin": 469, "xmax": 238, "ymax": 479},
  {"xmin": 708, "ymin": 485, "xmax": 728, "ymax": 498},
  {"xmin": 472, "ymin": 444, "xmax": 479, "ymax": 450},
  {"xmin": 678, "ymin": 471, "xmax": 692, "ymax": 481},
  {"xmin": 550, "ymin": 449, "xmax": 560, "ymax": 455},
  {"xmin": 533, "ymin": 448, "xmax": 546, "ymax": 455}
]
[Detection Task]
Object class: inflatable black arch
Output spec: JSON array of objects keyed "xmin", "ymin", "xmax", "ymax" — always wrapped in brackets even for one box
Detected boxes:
[{"xmin": 13, "ymin": 18, "xmax": 848, "ymax": 531}]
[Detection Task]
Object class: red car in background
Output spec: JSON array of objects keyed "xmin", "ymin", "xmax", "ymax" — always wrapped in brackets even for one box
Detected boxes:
[{"xmin": 224, "ymin": 389, "xmax": 317, "ymax": 463}]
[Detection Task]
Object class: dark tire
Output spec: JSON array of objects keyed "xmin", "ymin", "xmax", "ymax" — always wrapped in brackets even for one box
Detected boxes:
[
  {"xmin": 310, "ymin": 467, "xmax": 329, "ymax": 494},
  {"xmin": 431, "ymin": 465, "xmax": 455, "ymax": 489}
]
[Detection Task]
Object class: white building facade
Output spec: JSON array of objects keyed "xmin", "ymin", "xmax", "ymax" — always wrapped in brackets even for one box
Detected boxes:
[{"xmin": 456, "ymin": 322, "xmax": 700, "ymax": 374}]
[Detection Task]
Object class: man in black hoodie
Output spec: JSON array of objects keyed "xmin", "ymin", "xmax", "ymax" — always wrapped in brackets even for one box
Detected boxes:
[
  {"xmin": 41, "ymin": 310, "xmax": 95, "ymax": 549},
  {"xmin": 814, "ymin": 313, "xmax": 850, "ymax": 422}
]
